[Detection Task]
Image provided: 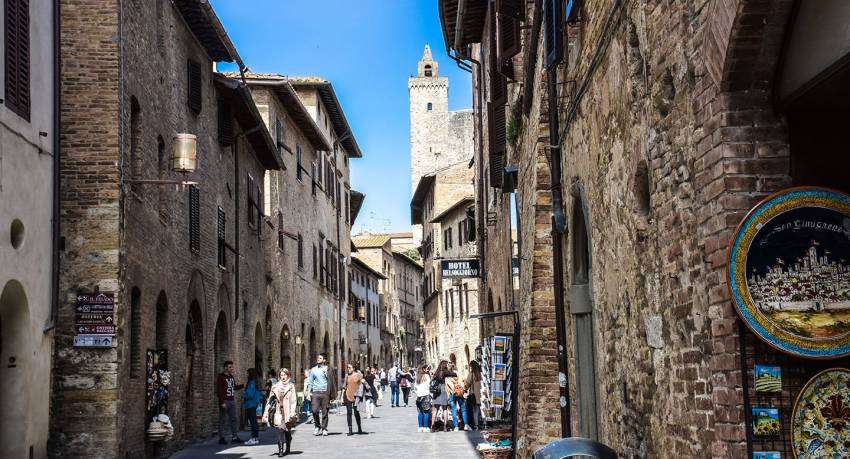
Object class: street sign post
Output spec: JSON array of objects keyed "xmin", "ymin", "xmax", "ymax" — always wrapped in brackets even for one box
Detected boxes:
[{"xmin": 74, "ymin": 292, "xmax": 117, "ymax": 347}]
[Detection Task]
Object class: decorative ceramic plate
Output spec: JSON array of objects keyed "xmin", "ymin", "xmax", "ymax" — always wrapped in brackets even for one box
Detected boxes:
[
  {"xmin": 729, "ymin": 187, "xmax": 850, "ymax": 359},
  {"xmin": 792, "ymin": 368, "xmax": 850, "ymax": 457}
]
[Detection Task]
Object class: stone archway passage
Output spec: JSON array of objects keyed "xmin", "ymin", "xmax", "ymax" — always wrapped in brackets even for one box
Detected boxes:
[{"xmin": 0, "ymin": 280, "xmax": 31, "ymax": 459}]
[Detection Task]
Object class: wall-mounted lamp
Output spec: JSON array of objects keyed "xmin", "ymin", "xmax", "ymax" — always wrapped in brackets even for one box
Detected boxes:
[
  {"xmin": 295, "ymin": 335, "xmax": 303, "ymax": 345},
  {"xmin": 126, "ymin": 133, "xmax": 199, "ymax": 188}
]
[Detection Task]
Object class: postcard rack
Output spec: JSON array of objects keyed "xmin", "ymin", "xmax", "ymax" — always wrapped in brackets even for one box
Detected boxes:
[
  {"xmin": 479, "ymin": 335, "xmax": 513, "ymax": 422},
  {"xmin": 739, "ymin": 320, "xmax": 850, "ymax": 457}
]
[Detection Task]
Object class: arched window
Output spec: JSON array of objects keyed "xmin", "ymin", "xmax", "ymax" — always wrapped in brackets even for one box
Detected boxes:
[
  {"xmin": 427, "ymin": 102, "xmax": 433, "ymax": 111},
  {"xmin": 424, "ymin": 65, "xmax": 432, "ymax": 77},
  {"xmin": 130, "ymin": 287, "xmax": 142, "ymax": 378}
]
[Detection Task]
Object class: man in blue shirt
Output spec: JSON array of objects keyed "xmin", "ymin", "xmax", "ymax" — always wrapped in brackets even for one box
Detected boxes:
[
  {"xmin": 388, "ymin": 362, "xmax": 400, "ymax": 407},
  {"xmin": 308, "ymin": 354, "xmax": 331, "ymax": 435}
]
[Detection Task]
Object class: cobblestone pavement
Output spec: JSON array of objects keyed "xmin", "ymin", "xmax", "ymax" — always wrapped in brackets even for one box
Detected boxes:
[{"xmin": 170, "ymin": 399, "xmax": 483, "ymax": 458}]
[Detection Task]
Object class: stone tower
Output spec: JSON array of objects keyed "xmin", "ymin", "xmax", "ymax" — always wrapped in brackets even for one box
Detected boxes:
[{"xmin": 409, "ymin": 44, "xmax": 450, "ymax": 193}]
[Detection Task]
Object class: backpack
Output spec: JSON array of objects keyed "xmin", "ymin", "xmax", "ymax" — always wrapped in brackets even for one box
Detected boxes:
[
  {"xmin": 418, "ymin": 395, "xmax": 432, "ymax": 412},
  {"xmin": 429, "ymin": 379, "xmax": 442, "ymax": 398}
]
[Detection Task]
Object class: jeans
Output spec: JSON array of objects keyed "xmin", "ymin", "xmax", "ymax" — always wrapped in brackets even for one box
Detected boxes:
[
  {"xmin": 466, "ymin": 394, "xmax": 480, "ymax": 429},
  {"xmin": 302, "ymin": 396, "xmax": 312, "ymax": 418},
  {"xmin": 416, "ymin": 398, "xmax": 431, "ymax": 428},
  {"xmin": 247, "ymin": 405, "xmax": 259, "ymax": 438},
  {"xmin": 390, "ymin": 382, "xmax": 400, "ymax": 406},
  {"xmin": 449, "ymin": 394, "xmax": 468, "ymax": 428},
  {"xmin": 218, "ymin": 399, "xmax": 237, "ymax": 439},
  {"xmin": 311, "ymin": 391, "xmax": 330, "ymax": 430},
  {"xmin": 345, "ymin": 399, "xmax": 362, "ymax": 432},
  {"xmin": 401, "ymin": 387, "xmax": 411, "ymax": 405}
]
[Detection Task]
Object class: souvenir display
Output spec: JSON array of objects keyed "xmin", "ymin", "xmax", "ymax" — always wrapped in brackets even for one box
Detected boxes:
[
  {"xmin": 729, "ymin": 187, "xmax": 850, "ymax": 359},
  {"xmin": 752, "ymin": 452, "xmax": 780, "ymax": 459},
  {"xmin": 480, "ymin": 335, "xmax": 513, "ymax": 422},
  {"xmin": 146, "ymin": 349, "xmax": 170, "ymax": 421},
  {"xmin": 754, "ymin": 365, "xmax": 782, "ymax": 393},
  {"xmin": 493, "ymin": 363, "xmax": 507, "ymax": 381},
  {"xmin": 791, "ymin": 368, "xmax": 850, "ymax": 458},
  {"xmin": 752, "ymin": 407, "xmax": 781, "ymax": 437}
]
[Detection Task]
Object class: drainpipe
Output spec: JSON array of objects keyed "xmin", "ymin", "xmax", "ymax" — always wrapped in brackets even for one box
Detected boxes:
[{"xmin": 47, "ymin": 0, "xmax": 61, "ymax": 331}]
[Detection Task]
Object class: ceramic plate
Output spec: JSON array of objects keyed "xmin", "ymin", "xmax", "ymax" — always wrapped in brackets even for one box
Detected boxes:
[{"xmin": 792, "ymin": 368, "xmax": 850, "ymax": 457}]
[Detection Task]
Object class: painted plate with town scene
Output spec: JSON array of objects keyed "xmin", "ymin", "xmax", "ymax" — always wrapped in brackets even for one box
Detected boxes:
[
  {"xmin": 729, "ymin": 187, "xmax": 850, "ymax": 359},
  {"xmin": 792, "ymin": 368, "xmax": 850, "ymax": 458}
]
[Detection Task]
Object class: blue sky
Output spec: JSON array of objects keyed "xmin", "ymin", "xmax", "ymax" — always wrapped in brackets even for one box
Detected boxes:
[{"xmin": 210, "ymin": 0, "xmax": 472, "ymax": 234}]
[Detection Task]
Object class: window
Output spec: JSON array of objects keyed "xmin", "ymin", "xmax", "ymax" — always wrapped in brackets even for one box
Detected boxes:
[
  {"xmin": 217, "ymin": 207, "xmax": 226, "ymax": 267},
  {"xmin": 187, "ymin": 59, "xmax": 202, "ymax": 114},
  {"xmin": 297, "ymin": 234, "xmax": 304, "ymax": 269},
  {"xmin": 458, "ymin": 221, "xmax": 465, "ymax": 245},
  {"xmin": 277, "ymin": 211, "xmax": 284, "ymax": 251},
  {"xmin": 247, "ymin": 173, "xmax": 257, "ymax": 227},
  {"xmin": 427, "ymin": 102, "xmax": 433, "ymax": 111},
  {"xmin": 275, "ymin": 117, "xmax": 284, "ymax": 153},
  {"xmin": 424, "ymin": 64, "xmax": 432, "ymax": 77},
  {"xmin": 544, "ymin": 0, "xmax": 564, "ymax": 68},
  {"xmin": 311, "ymin": 161, "xmax": 317, "ymax": 196},
  {"xmin": 312, "ymin": 244, "xmax": 318, "ymax": 277},
  {"xmin": 296, "ymin": 145, "xmax": 303, "ymax": 181},
  {"xmin": 218, "ymin": 98, "xmax": 233, "ymax": 146},
  {"xmin": 189, "ymin": 185, "xmax": 200, "ymax": 253},
  {"xmin": 4, "ymin": 0, "xmax": 30, "ymax": 121}
]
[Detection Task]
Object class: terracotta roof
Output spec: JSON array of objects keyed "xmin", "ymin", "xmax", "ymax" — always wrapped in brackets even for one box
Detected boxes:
[
  {"xmin": 390, "ymin": 232, "xmax": 414, "ymax": 238},
  {"xmin": 231, "ymin": 73, "xmax": 333, "ymax": 152},
  {"xmin": 351, "ymin": 233, "xmax": 392, "ymax": 248},
  {"xmin": 288, "ymin": 77, "xmax": 362, "ymax": 158}
]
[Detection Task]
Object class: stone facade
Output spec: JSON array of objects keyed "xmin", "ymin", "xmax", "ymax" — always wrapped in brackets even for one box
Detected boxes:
[
  {"xmin": 0, "ymin": 1, "xmax": 57, "ymax": 457},
  {"xmin": 52, "ymin": 2, "xmax": 363, "ymax": 457},
  {"xmin": 392, "ymin": 250, "xmax": 424, "ymax": 367},
  {"xmin": 348, "ymin": 256, "xmax": 383, "ymax": 369},
  {"xmin": 442, "ymin": 0, "xmax": 850, "ymax": 456}
]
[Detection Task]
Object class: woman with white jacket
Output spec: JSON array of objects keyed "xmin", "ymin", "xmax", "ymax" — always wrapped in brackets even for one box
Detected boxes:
[
  {"xmin": 413, "ymin": 364, "xmax": 432, "ymax": 432},
  {"xmin": 263, "ymin": 368, "xmax": 298, "ymax": 457}
]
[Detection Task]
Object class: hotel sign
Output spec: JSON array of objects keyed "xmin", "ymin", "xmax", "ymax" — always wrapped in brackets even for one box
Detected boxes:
[{"xmin": 441, "ymin": 259, "xmax": 480, "ymax": 278}]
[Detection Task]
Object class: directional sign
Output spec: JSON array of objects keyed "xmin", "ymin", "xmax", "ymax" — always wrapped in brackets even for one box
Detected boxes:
[
  {"xmin": 74, "ymin": 334, "xmax": 115, "ymax": 348},
  {"xmin": 75, "ymin": 313, "xmax": 115, "ymax": 325},
  {"xmin": 75, "ymin": 292, "xmax": 115, "ymax": 313},
  {"xmin": 76, "ymin": 325, "xmax": 117, "ymax": 335}
]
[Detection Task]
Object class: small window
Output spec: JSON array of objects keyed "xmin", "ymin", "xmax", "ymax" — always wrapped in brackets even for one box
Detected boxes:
[
  {"xmin": 296, "ymin": 145, "xmax": 303, "ymax": 181},
  {"xmin": 217, "ymin": 207, "xmax": 226, "ymax": 267},
  {"xmin": 187, "ymin": 59, "xmax": 202, "ymax": 114},
  {"xmin": 311, "ymin": 161, "xmax": 317, "ymax": 196},
  {"xmin": 312, "ymin": 244, "xmax": 318, "ymax": 277},
  {"xmin": 189, "ymin": 185, "xmax": 200, "ymax": 253},
  {"xmin": 218, "ymin": 98, "xmax": 233, "ymax": 146},
  {"xmin": 297, "ymin": 234, "xmax": 304, "ymax": 269},
  {"xmin": 4, "ymin": 0, "xmax": 30, "ymax": 121},
  {"xmin": 277, "ymin": 211, "xmax": 284, "ymax": 251},
  {"xmin": 427, "ymin": 102, "xmax": 433, "ymax": 111},
  {"xmin": 424, "ymin": 64, "xmax": 432, "ymax": 77}
]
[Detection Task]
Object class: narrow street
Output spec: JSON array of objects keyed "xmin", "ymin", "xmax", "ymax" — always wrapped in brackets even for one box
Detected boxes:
[{"xmin": 171, "ymin": 400, "xmax": 482, "ymax": 458}]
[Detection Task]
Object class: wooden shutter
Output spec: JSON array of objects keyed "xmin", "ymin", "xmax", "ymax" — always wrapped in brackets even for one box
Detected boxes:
[
  {"xmin": 488, "ymin": 102, "xmax": 506, "ymax": 188},
  {"xmin": 5, "ymin": 0, "xmax": 30, "ymax": 121},
  {"xmin": 544, "ymin": 0, "xmax": 563, "ymax": 69},
  {"xmin": 278, "ymin": 211, "xmax": 284, "ymax": 250},
  {"xmin": 496, "ymin": 0, "xmax": 522, "ymax": 71},
  {"xmin": 187, "ymin": 60, "xmax": 202, "ymax": 114},
  {"xmin": 255, "ymin": 180, "xmax": 263, "ymax": 229},
  {"xmin": 189, "ymin": 185, "xmax": 200, "ymax": 253},
  {"xmin": 217, "ymin": 98, "xmax": 233, "ymax": 146},
  {"xmin": 489, "ymin": 14, "xmax": 508, "ymax": 104}
]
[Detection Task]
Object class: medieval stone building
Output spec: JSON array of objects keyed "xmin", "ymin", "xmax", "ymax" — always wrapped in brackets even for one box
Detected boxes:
[{"xmin": 440, "ymin": 0, "xmax": 850, "ymax": 457}]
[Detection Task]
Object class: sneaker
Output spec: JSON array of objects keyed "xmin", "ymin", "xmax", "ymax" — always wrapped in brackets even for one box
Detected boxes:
[
  {"xmin": 218, "ymin": 437, "xmax": 227, "ymax": 445},
  {"xmin": 322, "ymin": 429, "xmax": 329, "ymax": 436},
  {"xmin": 464, "ymin": 425, "xmax": 471, "ymax": 431},
  {"xmin": 314, "ymin": 427, "xmax": 320, "ymax": 436},
  {"xmin": 245, "ymin": 438, "xmax": 259, "ymax": 446},
  {"xmin": 454, "ymin": 427, "xmax": 460, "ymax": 432}
]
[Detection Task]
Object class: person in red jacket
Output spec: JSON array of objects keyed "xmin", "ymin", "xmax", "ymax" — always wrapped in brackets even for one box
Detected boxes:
[{"xmin": 216, "ymin": 361, "xmax": 244, "ymax": 444}]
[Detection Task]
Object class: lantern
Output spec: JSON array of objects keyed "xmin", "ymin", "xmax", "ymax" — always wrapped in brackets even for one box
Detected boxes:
[{"xmin": 172, "ymin": 134, "xmax": 197, "ymax": 173}]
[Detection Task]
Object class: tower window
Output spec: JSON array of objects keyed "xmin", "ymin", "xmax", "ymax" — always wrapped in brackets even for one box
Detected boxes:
[
  {"xmin": 427, "ymin": 102, "xmax": 433, "ymax": 111},
  {"xmin": 424, "ymin": 65, "xmax": 432, "ymax": 77}
]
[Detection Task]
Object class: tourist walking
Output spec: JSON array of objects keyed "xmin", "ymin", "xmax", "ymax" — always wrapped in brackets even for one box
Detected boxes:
[
  {"xmin": 216, "ymin": 361, "xmax": 244, "ymax": 444},
  {"xmin": 243, "ymin": 368, "xmax": 263, "ymax": 444},
  {"xmin": 399, "ymin": 366, "xmax": 413, "ymax": 407},
  {"xmin": 262, "ymin": 368, "xmax": 298, "ymax": 457},
  {"xmin": 431, "ymin": 360, "xmax": 450, "ymax": 431},
  {"xmin": 343, "ymin": 363, "xmax": 365, "ymax": 435},
  {"xmin": 465, "ymin": 360, "xmax": 482, "ymax": 430},
  {"xmin": 363, "ymin": 367, "xmax": 379, "ymax": 418},
  {"xmin": 414, "ymin": 364, "xmax": 432, "ymax": 432},
  {"xmin": 446, "ymin": 364, "xmax": 469, "ymax": 431},
  {"xmin": 388, "ymin": 362, "xmax": 400, "ymax": 407},
  {"xmin": 302, "ymin": 369, "xmax": 313, "ymax": 423},
  {"xmin": 308, "ymin": 354, "xmax": 332, "ymax": 436},
  {"xmin": 379, "ymin": 368, "xmax": 388, "ymax": 393}
]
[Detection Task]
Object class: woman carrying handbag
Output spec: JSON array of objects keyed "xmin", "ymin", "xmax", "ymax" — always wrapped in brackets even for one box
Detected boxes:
[{"xmin": 262, "ymin": 368, "xmax": 298, "ymax": 457}]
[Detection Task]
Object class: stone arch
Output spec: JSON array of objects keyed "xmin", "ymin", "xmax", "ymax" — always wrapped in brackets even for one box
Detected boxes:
[
  {"xmin": 184, "ymin": 298, "xmax": 205, "ymax": 440},
  {"xmin": 280, "ymin": 324, "xmax": 292, "ymax": 372},
  {"xmin": 264, "ymin": 305, "xmax": 272, "ymax": 372},
  {"xmin": 0, "ymin": 280, "xmax": 31, "ymax": 458},
  {"xmin": 322, "ymin": 331, "xmax": 330, "ymax": 362},
  {"xmin": 254, "ymin": 321, "xmax": 265, "ymax": 374}
]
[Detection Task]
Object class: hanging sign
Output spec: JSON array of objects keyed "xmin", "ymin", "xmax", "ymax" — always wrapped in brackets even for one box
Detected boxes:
[
  {"xmin": 729, "ymin": 187, "xmax": 850, "ymax": 359},
  {"xmin": 74, "ymin": 292, "xmax": 117, "ymax": 347},
  {"xmin": 441, "ymin": 259, "xmax": 480, "ymax": 278}
]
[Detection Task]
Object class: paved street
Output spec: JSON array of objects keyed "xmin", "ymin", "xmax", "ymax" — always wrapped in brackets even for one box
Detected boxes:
[{"xmin": 171, "ymin": 399, "xmax": 482, "ymax": 458}]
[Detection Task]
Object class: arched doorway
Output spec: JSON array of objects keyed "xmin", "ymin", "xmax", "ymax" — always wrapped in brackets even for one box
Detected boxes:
[
  {"xmin": 570, "ymin": 196, "xmax": 599, "ymax": 440},
  {"xmin": 280, "ymin": 325, "xmax": 291, "ymax": 372},
  {"xmin": 264, "ymin": 306, "xmax": 272, "ymax": 372},
  {"xmin": 0, "ymin": 280, "xmax": 30, "ymax": 458},
  {"xmin": 184, "ymin": 300, "xmax": 204, "ymax": 440}
]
